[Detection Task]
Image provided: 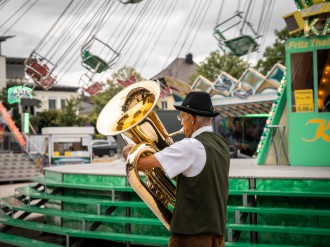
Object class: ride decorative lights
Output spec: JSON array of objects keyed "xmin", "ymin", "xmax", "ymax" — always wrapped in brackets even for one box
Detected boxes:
[
  {"xmin": 256, "ymin": 75, "xmax": 287, "ymax": 155},
  {"xmin": 295, "ymin": 0, "xmax": 329, "ymax": 10},
  {"xmin": 322, "ymin": 18, "xmax": 330, "ymax": 36}
]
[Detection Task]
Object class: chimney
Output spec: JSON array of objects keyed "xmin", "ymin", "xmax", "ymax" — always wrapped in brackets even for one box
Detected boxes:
[{"xmin": 185, "ymin": 53, "xmax": 193, "ymax": 65}]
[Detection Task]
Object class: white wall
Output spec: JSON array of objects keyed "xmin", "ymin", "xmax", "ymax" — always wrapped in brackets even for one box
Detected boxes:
[
  {"xmin": 33, "ymin": 90, "xmax": 80, "ymax": 112},
  {"xmin": 0, "ymin": 56, "xmax": 6, "ymax": 90}
]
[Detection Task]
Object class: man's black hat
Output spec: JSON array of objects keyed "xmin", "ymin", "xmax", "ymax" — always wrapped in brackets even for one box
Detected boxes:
[{"xmin": 174, "ymin": 91, "xmax": 220, "ymax": 117}]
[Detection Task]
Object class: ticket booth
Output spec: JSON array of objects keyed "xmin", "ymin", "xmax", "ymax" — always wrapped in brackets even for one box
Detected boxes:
[
  {"xmin": 286, "ymin": 36, "xmax": 330, "ymax": 166},
  {"xmin": 42, "ymin": 127, "xmax": 94, "ymax": 165}
]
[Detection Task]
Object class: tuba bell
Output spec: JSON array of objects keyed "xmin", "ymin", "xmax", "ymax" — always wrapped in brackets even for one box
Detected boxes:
[{"xmin": 96, "ymin": 80, "xmax": 183, "ymax": 230}]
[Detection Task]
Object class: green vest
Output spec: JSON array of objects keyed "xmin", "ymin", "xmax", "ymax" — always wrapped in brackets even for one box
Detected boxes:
[{"xmin": 170, "ymin": 132, "xmax": 230, "ymax": 235}]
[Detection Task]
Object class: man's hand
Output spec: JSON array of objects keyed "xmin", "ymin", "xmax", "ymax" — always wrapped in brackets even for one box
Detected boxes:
[{"xmin": 122, "ymin": 143, "xmax": 135, "ymax": 160}]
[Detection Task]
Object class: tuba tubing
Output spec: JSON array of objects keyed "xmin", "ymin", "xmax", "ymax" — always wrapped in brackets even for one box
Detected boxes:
[{"xmin": 96, "ymin": 80, "xmax": 179, "ymax": 230}]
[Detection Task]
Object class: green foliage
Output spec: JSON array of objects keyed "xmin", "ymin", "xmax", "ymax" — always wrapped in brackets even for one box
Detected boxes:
[
  {"xmin": 30, "ymin": 110, "xmax": 60, "ymax": 132},
  {"xmin": 57, "ymin": 96, "xmax": 85, "ymax": 126},
  {"xmin": 89, "ymin": 79, "xmax": 122, "ymax": 116},
  {"xmin": 255, "ymin": 27, "xmax": 300, "ymax": 75},
  {"xmin": 112, "ymin": 66, "xmax": 144, "ymax": 81},
  {"xmin": 30, "ymin": 97, "xmax": 86, "ymax": 133},
  {"xmin": 190, "ymin": 51, "xmax": 248, "ymax": 83}
]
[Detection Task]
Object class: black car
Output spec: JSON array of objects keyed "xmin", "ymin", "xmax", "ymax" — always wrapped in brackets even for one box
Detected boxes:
[{"xmin": 92, "ymin": 138, "xmax": 118, "ymax": 157}]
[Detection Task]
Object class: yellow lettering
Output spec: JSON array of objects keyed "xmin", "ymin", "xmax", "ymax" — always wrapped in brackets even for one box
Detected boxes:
[
  {"xmin": 302, "ymin": 119, "xmax": 330, "ymax": 142},
  {"xmin": 288, "ymin": 41, "xmax": 297, "ymax": 49},
  {"xmin": 322, "ymin": 18, "xmax": 330, "ymax": 36},
  {"xmin": 304, "ymin": 18, "xmax": 320, "ymax": 37}
]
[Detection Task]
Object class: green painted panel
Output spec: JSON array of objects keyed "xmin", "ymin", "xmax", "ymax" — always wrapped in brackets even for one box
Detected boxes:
[
  {"xmin": 63, "ymin": 173, "xmax": 126, "ymax": 186},
  {"xmin": 286, "ymin": 36, "xmax": 330, "ymax": 166},
  {"xmin": 256, "ymin": 179, "xmax": 330, "ymax": 246},
  {"xmin": 256, "ymin": 179, "xmax": 330, "ymax": 192},
  {"xmin": 229, "ymin": 178, "xmax": 249, "ymax": 190},
  {"xmin": 44, "ymin": 170, "xmax": 62, "ymax": 181},
  {"xmin": 287, "ymin": 113, "xmax": 330, "ymax": 166}
]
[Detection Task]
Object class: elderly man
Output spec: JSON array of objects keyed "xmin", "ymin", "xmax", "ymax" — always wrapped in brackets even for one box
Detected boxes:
[{"xmin": 123, "ymin": 91, "xmax": 230, "ymax": 247}]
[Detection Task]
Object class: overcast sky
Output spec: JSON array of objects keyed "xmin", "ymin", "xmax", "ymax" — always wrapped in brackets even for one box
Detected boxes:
[{"xmin": 0, "ymin": 0, "xmax": 297, "ymax": 87}]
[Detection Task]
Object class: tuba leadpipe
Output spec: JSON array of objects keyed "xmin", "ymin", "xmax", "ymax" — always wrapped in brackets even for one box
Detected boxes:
[{"xmin": 168, "ymin": 127, "xmax": 184, "ymax": 137}]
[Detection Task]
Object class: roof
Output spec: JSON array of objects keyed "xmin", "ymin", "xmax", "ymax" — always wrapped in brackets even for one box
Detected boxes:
[
  {"xmin": 153, "ymin": 56, "xmax": 198, "ymax": 83},
  {"xmin": 212, "ymin": 92, "xmax": 277, "ymax": 118}
]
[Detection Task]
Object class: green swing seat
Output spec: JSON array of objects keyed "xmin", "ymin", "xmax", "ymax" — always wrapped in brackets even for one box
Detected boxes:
[
  {"xmin": 82, "ymin": 50, "xmax": 109, "ymax": 73},
  {"xmin": 224, "ymin": 35, "xmax": 259, "ymax": 57}
]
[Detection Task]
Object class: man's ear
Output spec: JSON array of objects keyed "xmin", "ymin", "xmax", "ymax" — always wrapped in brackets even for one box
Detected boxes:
[{"xmin": 190, "ymin": 114, "xmax": 195, "ymax": 124}]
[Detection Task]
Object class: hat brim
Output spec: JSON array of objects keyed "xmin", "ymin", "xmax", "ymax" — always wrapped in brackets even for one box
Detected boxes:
[{"xmin": 174, "ymin": 105, "xmax": 220, "ymax": 117}]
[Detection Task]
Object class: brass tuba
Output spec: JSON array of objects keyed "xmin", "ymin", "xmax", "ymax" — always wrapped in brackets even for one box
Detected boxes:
[{"xmin": 96, "ymin": 80, "xmax": 183, "ymax": 230}]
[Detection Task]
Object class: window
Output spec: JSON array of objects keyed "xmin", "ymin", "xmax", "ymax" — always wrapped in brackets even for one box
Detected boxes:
[
  {"xmin": 61, "ymin": 99, "xmax": 66, "ymax": 109},
  {"xmin": 290, "ymin": 52, "xmax": 314, "ymax": 112},
  {"xmin": 317, "ymin": 49, "xmax": 330, "ymax": 112},
  {"xmin": 48, "ymin": 99, "xmax": 56, "ymax": 110},
  {"xmin": 161, "ymin": 101, "xmax": 167, "ymax": 109}
]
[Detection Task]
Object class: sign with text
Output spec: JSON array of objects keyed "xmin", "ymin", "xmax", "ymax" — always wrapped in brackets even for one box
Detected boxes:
[
  {"xmin": 295, "ymin": 89, "xmax": 314, "ymax": 112},
  {"xmin": 7, "ymin": 86, "xmax": 33, "ymax": 104}
]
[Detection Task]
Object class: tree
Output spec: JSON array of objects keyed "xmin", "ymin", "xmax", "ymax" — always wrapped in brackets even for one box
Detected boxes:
[
  {"xmin": 255, "ymin": 27, "xmax": 299, "ymax": 75},
  {"xmin": 30, "ymin": 97, "xmax": 86, "ymax": 133},
  {"xmin": 112, "ymin": 66, "xmax": 143, "ymax": 82},
  {"xmin": 190, "ymin": 51, "xmax": 248, "ymax": 83},
  {"xmin": 86, "ymin": 67, "xmax": 143, "ymax": 131},
  {"xmin": 30, "ymin": 110, "xmax": 60, "ymax": 132},
  {"xmin": 57, "ymin": 96, "xmax": 85, "ymax": 126}
]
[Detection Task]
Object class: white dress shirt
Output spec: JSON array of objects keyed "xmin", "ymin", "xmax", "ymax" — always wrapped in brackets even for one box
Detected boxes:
[{"xmin": 154, "ymin": 126, "xmax": 213, "ymax": 178}]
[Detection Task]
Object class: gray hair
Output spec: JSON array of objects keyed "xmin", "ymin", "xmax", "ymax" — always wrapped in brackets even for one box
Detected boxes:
[{"xmin": 195, "ymin": 115, "xmax": 212, "ymax": 126}]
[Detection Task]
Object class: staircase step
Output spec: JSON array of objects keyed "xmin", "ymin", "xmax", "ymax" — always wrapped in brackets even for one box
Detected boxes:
[
  {"xmin": 31, "ymin": 176, "xmax": 134, "ymax": 192},
  {"xmin": 0, "ymin": 211, "xmax": 169, "ymax": 245},
  {"xmin": 14, "ymin": 187, "xmax": 148, "ymax": 208},
  {"xmin": 9, "ymin": 203, "xmax": 162, "ymax": 226},
  {"xmin": 0, "ymin": 232, "xmax": 61, "ymax": 247}
]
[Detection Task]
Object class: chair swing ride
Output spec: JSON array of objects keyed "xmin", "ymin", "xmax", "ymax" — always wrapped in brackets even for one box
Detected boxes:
[
  {"xmin": 22, "ymin": 0, "xmax": 159, "ymax": 95},
  {"xmin": 19, "ymin": 0, "xmax": 275, "ymax": 98},
  {"xmin": 23, "ymin": 0, "xmax": 122, "ymax": 95}
]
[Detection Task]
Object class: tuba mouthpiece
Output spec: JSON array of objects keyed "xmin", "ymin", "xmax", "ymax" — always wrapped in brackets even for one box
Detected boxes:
[{"xmin": 168, "ymin": 128, "xmax": 184, "ymax": 137}]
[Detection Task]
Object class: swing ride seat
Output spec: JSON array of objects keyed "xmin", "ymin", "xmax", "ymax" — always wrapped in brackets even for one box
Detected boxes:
[
  {"xmin": 81, "ymin": 50, "xmax": 109, "ymax": 73},
  {"xmin": 25, "ymin": 62, "xmax": 56, "ymax": 90},
  {"xmin": 83, "ymin": 82, "xmax": 103, "ymax": 95},
  {"xmin": 224, "ymin": 35, "xmax": 259, "ymax": 57},
  {"xmin": 37, "ymin": 75, "xmax": 56, "ymax": 90},
  {"xmin": 25, "ymin": 62, "xmax": 49, "ymax": 81},
  {"xmin": 117, "ymin": 75, "xmax": 137, "ymax": 88}
]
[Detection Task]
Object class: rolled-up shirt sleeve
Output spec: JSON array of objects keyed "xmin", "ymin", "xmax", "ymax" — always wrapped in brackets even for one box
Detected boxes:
[{"xmin": 154, "ymin": 138, "xmax": 206, "ymax": 178}]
